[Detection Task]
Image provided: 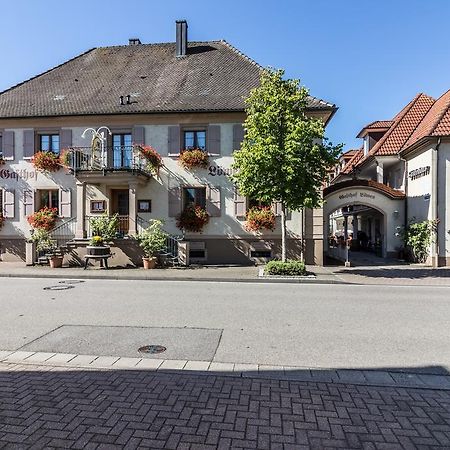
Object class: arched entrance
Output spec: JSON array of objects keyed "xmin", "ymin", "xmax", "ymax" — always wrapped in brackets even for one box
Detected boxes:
[{"xmin": 323, "ymin": 180, "xmax": 405, "ymax": 265}]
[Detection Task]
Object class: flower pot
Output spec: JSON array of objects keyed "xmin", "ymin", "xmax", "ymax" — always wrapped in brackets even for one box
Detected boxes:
[
  {"xmin": 142, "ymin": 257, "xmax": 157, "ymax": 269},
  {"xmin": 49, "ymin": 256, "xmax": 63, "ymax": 268},
  {"xmin": 86, "ymin": 245, "xmax": 110, "ymax": 256}
]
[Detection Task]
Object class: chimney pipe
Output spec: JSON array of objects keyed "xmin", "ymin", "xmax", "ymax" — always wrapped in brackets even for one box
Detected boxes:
[
  {"xmin": 129, "ymin": 38, "xmax": 141, "ymax": 45},
  {"xmin": 176, "ymin": 20, "xmax": 188, "ymax": 57},
  {"xmin": 126, "ymin": 95, "xmax": 131, "ymax": 105},
  {"xmin": 119, "ymin": 95, "xmax": 124, "ymax": 106}
]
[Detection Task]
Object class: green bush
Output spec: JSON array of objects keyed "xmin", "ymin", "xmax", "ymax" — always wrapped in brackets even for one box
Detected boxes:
[
  {"xmin": 89, "ymin": 213, "xmax": 119, "ymax": 241},
  {"xmin": 265, "ymin": 260, "xmax": 307, "ymax": 276},
  {"xmin": 136, "ymin": 219, "xmax": 168, "ymax": 257}
]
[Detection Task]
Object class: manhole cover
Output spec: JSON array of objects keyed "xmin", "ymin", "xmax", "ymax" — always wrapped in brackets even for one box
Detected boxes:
[
  {"xmin": 59, "ymin": 280, "xmax": 85, "ymax": 285},
  {"xmin": 43, "ymin": 285, "xmax": 74, "ymax": 291},
  {"xmin": 138, "ymin": 345, "xmax": 166, "ymax": 354}
]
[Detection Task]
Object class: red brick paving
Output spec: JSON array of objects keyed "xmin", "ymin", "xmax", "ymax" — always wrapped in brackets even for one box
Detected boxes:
[{"xmin": 0, "ymin": 363, "xmax": 449, "ymax": 449}]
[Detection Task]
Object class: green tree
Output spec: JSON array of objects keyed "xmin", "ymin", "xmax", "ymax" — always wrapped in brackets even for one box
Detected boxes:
[{"xmin": 233, "ymin": 68, "xmax": 341, "ymax": 261}]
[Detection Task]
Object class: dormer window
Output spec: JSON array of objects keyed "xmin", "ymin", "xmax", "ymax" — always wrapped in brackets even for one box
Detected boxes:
[{"xmin": 363, "ymin": 136, "xmax": 369, "ymax": 156}]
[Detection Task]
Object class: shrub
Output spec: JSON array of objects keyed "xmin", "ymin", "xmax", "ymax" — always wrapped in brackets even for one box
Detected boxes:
[
  {"xmin": 135, "ymin": 144, "xmax": 163, "ymax": 174},
  {"xmin": 30, "ymin": 228, "xmax": 56, "ymax": 252},
  {"xmin": 27, "ymin": 207, "xmax": 58, "ymax": 231},
  {"xmin": 265, "ymin": 260, "xmax": 307, "ymax": 276},
  {"xmin": 89, "ymin": 213, "xmax": 119, "ymax": 241},
  {"xmin": 136, "ymin": 219, "xmax": 168, "ymax": 257},
  {"xmin": 179, "ymin": 149, "xmax": 209, "ymax": 169},
  {"xmin": 59, "ymin": 149, "xmax": 72, "ymax": 169},
  {"xmin": 245, "ymin": 206, "xmax": 276, "ymax": 232},
  {"xmin": 89, "ymin": 235, "xmax": 104, "ymax": 246},
  {"xmin": 31, "ymin": 151, "xmax": 61, "ymax": 172},
  {"xmin": 176, "ymin": 204, "xmax": 209, "ymax": 232},
  {"xmin": 402, "ymin": 219, "xmax": 438, "ymax": 263}
]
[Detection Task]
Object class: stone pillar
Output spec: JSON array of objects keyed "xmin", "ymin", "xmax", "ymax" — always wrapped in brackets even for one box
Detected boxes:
[
  {"xmin": 25, "ymin": 241, "xmax": 36, "ymax": 266},
  {"xmin": 352, "ymin": 214, "xmax": 358, "ymax": 236},
  {"xmin": 178, "ymin": 241, "xmax": 190, "ymax": 266},
  {"xmin": 376, "ymin": 161, "xmax": 384, "ymax": 184},
  {"xmin": 128, "ymin": 182, "xmax": 138, "ymax": 236},
  {"xmin": 75, "ymin": 181, "xmax": 86, "ymax": 239}
]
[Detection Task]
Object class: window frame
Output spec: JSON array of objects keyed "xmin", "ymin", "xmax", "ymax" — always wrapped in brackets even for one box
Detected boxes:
[
  {"xmin": 0, "ymin": 132, "xmax": 3, "ymax": 159},
  {"xmin": 36, "ymin": 189, "xmax": 59, "ymax": 212},
  {"xmin": 38, "ymin": 133, "xmax": 60, "ymax": 154},
  {"xmin": 182, "ymin": 127, "xmax": 207, "ymax": 152},
  {"xmin": 182, "ymin": 186, "xmax": 207, "ymax": 209}
]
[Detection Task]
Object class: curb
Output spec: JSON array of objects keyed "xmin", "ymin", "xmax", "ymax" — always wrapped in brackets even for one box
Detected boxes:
[{"xmin": 1, "ymin": 350, "xmax": 449, "ymax": 391}]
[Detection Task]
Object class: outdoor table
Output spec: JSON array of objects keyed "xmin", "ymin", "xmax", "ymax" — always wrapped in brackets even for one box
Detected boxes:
[{"xmin": 83, "ymin": 254, "xmax": 112, "ymax": 270}]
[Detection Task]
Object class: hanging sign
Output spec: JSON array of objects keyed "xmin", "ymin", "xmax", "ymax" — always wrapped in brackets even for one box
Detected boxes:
[{"xmin": 409, "ymin": 166, "xmax": 430, "ymax": 180}]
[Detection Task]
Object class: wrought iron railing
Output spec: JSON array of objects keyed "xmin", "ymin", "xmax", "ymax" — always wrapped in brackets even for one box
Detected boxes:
[
  {"xmin": 66, "ymin": 146, "xmax": 153, "ymax": 176},
  {"xmin": 49, "ymin": 217, "xmax": 77, "ymax": 247}
]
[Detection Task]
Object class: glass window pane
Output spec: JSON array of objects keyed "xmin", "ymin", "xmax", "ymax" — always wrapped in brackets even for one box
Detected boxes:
[
  {"xmin": 40, "ymin": 135, "xmax": 50, "ymax": 151},
  {"xmin": 40, "ymin": 191, "xmax": 49, "ymax": 208},
  {"xmin": 51, "ymin": 135, "xmax": 60, "ymax": 153},
  {"xmin": 196, "ymin": 131, "xmax": 206, "ymax": 150},
  {"xmin": 184, "ymin": 132, "xmax": 194, "ymax": 149},
  {"xmin": 196, "ymin": 188, "xmax": 206, "ymax": 208},
  {"xmin": 113, "ymin": 135, "xmax": 122, "ymax": 147},
  {"xmin": 51, "ymin": 190, "xmax": 59, "ymax": 209},
  {"xmin": 124, "ymin": 134, "xmax": 132, "ymax": 147},
  {"xmin": 184, "ymin": 188, "xmax": 196, "ymax": 205},
  {"xmin": 0, "ymin": 136, "xmax": 3, "ymax": 157}
]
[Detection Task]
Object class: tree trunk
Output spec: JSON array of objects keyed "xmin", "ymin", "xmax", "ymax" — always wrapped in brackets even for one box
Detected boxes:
[{"xmin": 281, "ymin": 203, "xmax": 287, "ymax": 262}]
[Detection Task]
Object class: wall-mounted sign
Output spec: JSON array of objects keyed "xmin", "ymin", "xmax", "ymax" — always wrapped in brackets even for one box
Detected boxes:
[
  {"xmin": 409, "ymin": 166, "xmax": 430, "ymax": 180},
  {"xmin": 0, "ymin": 168, "xmax": 38, "ymax": 181},
  {"xmin": 208, "ymin": 165, "xmax": 237, "ymax": 177},
  {"xmin": 338, "ymin": 191, "xmax": 376, "ymax": 201},
  {"xmin": 90, "ymin": 200, "xmax": 106, "ymax": 213},
  {"xmin": 138, "ymin": 200, "xmax": 152, "ymax": 213}
]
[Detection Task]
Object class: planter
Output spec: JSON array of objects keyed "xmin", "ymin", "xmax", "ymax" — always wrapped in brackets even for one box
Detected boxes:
[
  {"xmin": 142, "ymin": 257, "xmax": 157, "ymax": 269},
  {"xmin": 86, "ymin": 245, "xmax": 111, "ymax": 256},
  {"xmin": 49, "ymin": 256, "xmax": 63, "ymax": 268}
]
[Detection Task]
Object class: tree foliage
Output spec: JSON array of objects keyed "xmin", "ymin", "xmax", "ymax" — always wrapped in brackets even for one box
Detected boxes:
[
  {"xmin": 232, "ymin": 68, "xmax": 341, "ymax": 260},
  {"xmin": 402, "ymin": 219, "xmax": 438, "ymax": 263}
]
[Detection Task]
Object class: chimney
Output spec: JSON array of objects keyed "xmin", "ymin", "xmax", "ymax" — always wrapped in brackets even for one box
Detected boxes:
[
  {"xmin": 129, "ymin": 38, "xmax": 141, "ymax": 46},
  {"xmin": 176, "ymin": 20, "xmax": 188, "ymax": 57}
]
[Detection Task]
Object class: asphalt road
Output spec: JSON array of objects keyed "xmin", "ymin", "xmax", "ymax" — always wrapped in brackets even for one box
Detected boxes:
[{"xmin": 1, "ymin": 277, "xmax": 449, "ymax": 374}]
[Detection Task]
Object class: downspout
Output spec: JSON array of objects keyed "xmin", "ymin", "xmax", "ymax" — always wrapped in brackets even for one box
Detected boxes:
[
  {"xmin": 398, "ymin": 154, "xmax": 408, "ymax": 240},
  {"xmin": 432, "ymin": 138, "xmax": 441, "ymax": 267}
]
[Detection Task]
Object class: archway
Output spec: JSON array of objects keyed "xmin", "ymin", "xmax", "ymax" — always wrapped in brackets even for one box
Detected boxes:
[{"xmin": 323, "ymin": 180, "xmax": 405, "ymax": 265}]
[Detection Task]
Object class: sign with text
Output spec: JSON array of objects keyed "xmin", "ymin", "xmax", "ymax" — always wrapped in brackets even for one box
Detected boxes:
[
  {"xmin": 338, "ymin": 191, "xmax": 376, "ymax": 201},
  {"xmin": 408, "ymin": 166, "xmax": 430, "ymax": 180},
  {"xmin": 208, "ymin": 164, "xmax": 237, "ymax": 177},
  {"xmin": 0, "ymin": 168, "xmax": 38, "ymax": 181}
]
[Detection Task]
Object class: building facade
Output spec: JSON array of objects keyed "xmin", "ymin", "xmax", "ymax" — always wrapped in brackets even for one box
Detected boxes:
[{"xmin": 0, "ymin": 22, "xmax": 336, "ymax": 266}]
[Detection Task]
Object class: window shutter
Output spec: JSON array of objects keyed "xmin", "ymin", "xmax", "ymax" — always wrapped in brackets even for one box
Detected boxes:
[
  {"xmin": 23, "ymin": 189, "xmax": 35, "ymax": 217},
  {"xmin": 2, "ymin": 131, "xmax": 15, "ymax": 160},
  {"xmin": 59, "ymin": 188, "xmax": 72, "ymax": 217},
  {"xmin": 232, "ymin": 124, "xmax": 245, "ymax": 151},
  {"xmin": 206, "ymin": 186, "xmax": 221, "ymax": 217},
  {"xmin": 132, "ymin": 126, "xmax": 145, "ymax": 145},
  {"xmin": 23, "ymin": 130, "xmax": 35, "ymax": 158},
  {"xmin": 3, "ymin": 189, "xmax": 15, "ymax": 218},
  {"xmin": 272, "ymin": 202, "xmax": 282, "ymax": 216},
  {"xmin": 168, "ymin": 126, "xmax": 180, "ymax": 155},
  {"xmin": 234, "ymin": 187, "xmax": 246, "ymax": 217},
  {"xmin": 60, "ymin": 129, "xmax": 72, "ymax": 150},
  {"xmin": 168, "ymin": 187, "xmax": 182, "ymax": 217},
  {"xmin": 207, "ymin": 125, "xmax": 221, "ymax": 155}
]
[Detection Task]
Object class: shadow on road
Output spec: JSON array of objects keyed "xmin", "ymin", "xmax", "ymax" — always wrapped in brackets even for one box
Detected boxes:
[
  {"xmin": 0, "ymin": 364, "xmax": 449, "ymax": 448},
  {"xmin": 336, "ymin": 267, "xmax": 450, "ymax": 279}
]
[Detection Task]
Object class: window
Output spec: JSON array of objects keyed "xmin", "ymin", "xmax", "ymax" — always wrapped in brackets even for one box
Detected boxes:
[
  {"xmin": 90, "ymin": 200, "xmax": 106, "ymax": 213},
  {"xmin": 184, "ymin": 130, "xmax": 206, "ymax": 151},
  {"xmin": 37, "ymin": 189, "xmax": 59, "ymax": 210},
  {"xmin": 183, "ymin": 187, "xmax": 206, "ymax": 209},
  {"xmin": 0, "ymin": 133, "xmax": 3, "ymax": 158},
  {"xmin": 138, "ymin": 200, "xmax": 152, "ymax": 213},
  {"xmin": 248, "ymin": 198, "xmax": 270, "ymax": 209},
  {"xmin": 39, "ymin": 134, "xmax": 60, "ymax": 154},
  {"xmin": 112, "ymin": 133, "xmax": 132, "ymax": 168}
]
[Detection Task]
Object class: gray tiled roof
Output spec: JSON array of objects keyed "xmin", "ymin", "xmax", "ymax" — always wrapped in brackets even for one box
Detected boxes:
[{"xmin": 0, "ymin": 40, "xmax": 335, "ymax": 118}]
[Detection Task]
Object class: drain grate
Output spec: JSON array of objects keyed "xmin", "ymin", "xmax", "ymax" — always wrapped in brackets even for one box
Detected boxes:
[
  {"xmin": 59, "ymin": 280, "xmax": 85, "ymax": 285},
  {"xmin": 138, "ymin": 345, "xmax": 166, "ymax": 354},
  {"xmin": 43, "ymin": 285, "xmax": 75, "ymax": 291}
]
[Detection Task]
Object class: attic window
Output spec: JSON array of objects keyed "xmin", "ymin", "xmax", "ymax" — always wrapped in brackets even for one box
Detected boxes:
[{"xmin": 53, "ymin": 95, "xmax": 65, "ymax": 101}]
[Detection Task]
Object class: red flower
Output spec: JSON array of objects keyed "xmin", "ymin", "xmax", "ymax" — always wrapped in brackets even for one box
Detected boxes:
[
  {"xmin": 176, "ymin": 204, "xmax": 209, "ymax": 232},
  {"xmin": 245, "ymin": 206, "xmax": 276, "ymax": 232},
  {"xmin": 27, "ymin": 207, "xmax": 58, "ymax": 231},
  {"xmin": 31, "ymin": 151, "xmax": 61, "ymax": 172},
  {"xmin": 179, "ymin": 149, "xmax": 209, "ymax": 169}
]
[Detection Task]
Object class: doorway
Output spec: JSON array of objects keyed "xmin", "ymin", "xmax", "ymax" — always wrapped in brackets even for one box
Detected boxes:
[{"xmin": 111, "ymin": 189, "xmax": 129, "ymax": 235}]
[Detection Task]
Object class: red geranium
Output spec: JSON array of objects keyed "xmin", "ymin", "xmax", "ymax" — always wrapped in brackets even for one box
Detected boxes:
[
  {"xmin": 179, "ymin": 149, "xmax": 209, "ymax": 169},
  {"xmin": 245, "ymin": 206, "xmax": 276, "ymax": 232},
  {"xmin": 27, "ymin": 207, "xmax": 58, "ymax": 231},
  {"xmin": 176, "ymin": 204, "xmax": 209, "ymax": 232},
  {"xmin": 32, "ymin": 151, "xmax": 61, "ymax": 172},
  {"xmin": 135, "ymin": 144, "xmax": 163, "ymax": 173}
]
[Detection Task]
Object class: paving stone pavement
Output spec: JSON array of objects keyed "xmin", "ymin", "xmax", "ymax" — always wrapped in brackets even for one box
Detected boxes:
[{"xmin": 0, "ymin": 362, "xmax": 449, "ymax": 449}]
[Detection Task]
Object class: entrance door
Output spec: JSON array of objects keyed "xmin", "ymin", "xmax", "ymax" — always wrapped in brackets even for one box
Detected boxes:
[{"xmin": 111, "ymin": 189, "xmax": 129, "ymax": 235}]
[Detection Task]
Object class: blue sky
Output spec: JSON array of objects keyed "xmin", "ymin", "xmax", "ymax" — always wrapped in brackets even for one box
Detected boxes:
[{"xmin": 1, "ymin": 0, "xmax": 450, "ymax": 150}]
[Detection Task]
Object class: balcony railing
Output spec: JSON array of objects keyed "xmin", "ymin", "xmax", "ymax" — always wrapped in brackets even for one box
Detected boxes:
[
  {"xmin": 85, "ymin": 215, "xmax": 131, "ymax": 238},
  {"xmin": 66, "ymin": 146, "xmax": 153, "ymax": 177}
]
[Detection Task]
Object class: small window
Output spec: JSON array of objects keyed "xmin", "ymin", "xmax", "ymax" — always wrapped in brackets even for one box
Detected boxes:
[
  {"xmin": 183, "ymin": 187, "xmax": 206, "ymax": 209},
  {"xmin": 0, "ymin": 134, "xmax": 3, "ymax": 158},
  {"xmin": 90, "ymin": 200, "xmax": 106, "ymax": 213},
  {"xmin": 184, "ymin": 130, "xmax": 206, "ymax": 151},
  {"xmin": 39, "ymin": 134, "xmax": 60, "ymax": 154},
  {"xmin": 37, "ymin": 189, "xmax": 59, "ymax": 211}
]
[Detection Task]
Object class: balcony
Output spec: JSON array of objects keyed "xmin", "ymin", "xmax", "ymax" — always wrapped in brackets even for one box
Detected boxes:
[{"xmin": 66, "ymin": 146, "xmax": 154, "ymax": 182}]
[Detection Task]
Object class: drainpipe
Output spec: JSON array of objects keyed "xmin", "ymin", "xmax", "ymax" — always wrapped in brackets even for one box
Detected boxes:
[{"xmin": 432, "ymin": 138, "xmax": 441, "ymax": 267}]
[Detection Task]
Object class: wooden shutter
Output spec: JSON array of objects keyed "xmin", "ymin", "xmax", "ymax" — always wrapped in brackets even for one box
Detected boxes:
[
  {"xmin": 59, "ymin": 188, "xmax": 72, "ymax": 217},
  {"xmin": 206, "ymin": 186, "xmax": 221, "ymax": 217},
  {"xmin": 168, "ymin": 126, "xmax": 180, "ymax": 155},
  {"xmin": 132, "ymin": 126, "xmax": 145, "ymax": 145},
  {"xmin": 272, "ymin": 202, "xmax": 282, "ymax": 216},
  {"xmin": 234, "ymin": 186, "xmax": 247, "ymax": 217},
  {"xmin": 3, "ymin": 189, "xmax": 15, "ymax": 218},
  {"xmin": 23, "ymin": 189, "xmax": 35, "ymax": 217},
  {"xmin": 2, "ymin": 131, "xmax": 15, "ymax": 160},
  {"xmin": 207, "ymin": 125, "xmax": 221, "ymax": 155},
  {"xmin": 232, "ymin": 124, "xmax": 245, "ymax": 151},
  {"xmin": 60, "ymin": 129, "xmax": 72, "ymax": 150},
  {"xmin": 168, "ymin": 187, "xmax": 182, "ymax": 217},
  {"xmin": 23, "ymin": 130, "xmax": 35, "ymax": 158}
]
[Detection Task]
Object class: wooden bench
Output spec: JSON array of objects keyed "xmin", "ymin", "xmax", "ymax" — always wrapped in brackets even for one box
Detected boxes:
[{"xmin": 83, "ymin": 254, "xmax": 112, "ymax": 270}]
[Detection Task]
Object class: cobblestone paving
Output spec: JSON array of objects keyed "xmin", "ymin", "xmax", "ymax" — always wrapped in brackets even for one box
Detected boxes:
[{"xmin": 0, "ymin": 363, "xmax": 449, "ymax": 449}]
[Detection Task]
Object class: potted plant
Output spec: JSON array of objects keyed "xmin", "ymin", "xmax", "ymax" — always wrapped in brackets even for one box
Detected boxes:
[
  {"xmin": 179, "ymin": 149, "xmax": 209, "ymax": 169},
  {"xmin": 49, "ymin": 254, "xmax": 64, "ymax": 268},
  {"xmin": 87, "ymin": 214, "xmax": 119, "ymax": 256},
  {"xmin": 87, "ymin": 235, "xmax": 111, "ymax": 256},
  {"xmin": 27, "ymin": 207, "xmax": 58, "ymax": 231},
  {"xmin": 135, "ymin": 144, "xmax": 163, "ymax": 174},
  {"xmin": 176, "ymin": 204, "xmax": 209, "ymax": 232},
  {"xmin": 30, "ymin": 228, "xmax": 62, "ymax": 267},
  {"xmin": 245, "ymin": 206, "xmax": 276, "ymax": 232},
  {"xmin": 31, "ymin": 151, "xmax": 61, "ymax": 172},
  {"xmin": 136, "ymin": 219, "xmax": 168, "ymax": 269}
]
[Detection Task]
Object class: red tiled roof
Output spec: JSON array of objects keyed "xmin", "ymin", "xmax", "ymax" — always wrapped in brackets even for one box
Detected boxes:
[
  {"xmin": 341, "ymin": 149, "xmax": 364, "ymax": 174},
  {"xmin": 323, "ymin": 179, "xmax": 405, "ymax": 199},
  {"xmin": 404, "ymin": 89, "xmax": 450, "ymax": 148}
]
